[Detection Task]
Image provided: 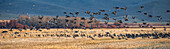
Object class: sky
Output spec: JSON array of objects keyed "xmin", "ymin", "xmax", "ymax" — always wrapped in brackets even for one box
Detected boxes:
[{"xmin": 0, "ymin": 0, "xmax": 170, "ymax": 23}]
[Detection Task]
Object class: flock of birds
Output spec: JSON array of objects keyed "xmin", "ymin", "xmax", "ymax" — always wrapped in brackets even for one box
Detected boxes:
[
  {"xmin": 1, "ymin": 2, "xmax": 170, "ymax": 26},
  {"xmin": 82, "ymin": 32, "xmax": 170, "ymax": 40},
  {"xmin": 60, "ymin": 6, "xmax": 170, "ymax": 25},
  {"xmin": 31, "ymin": 5, "xmax": 170, "ymax": 29},
  {"xmin": 1, "ymin": 30, "xmax": 170, "ymax": 40},
  {"xmin": 1, "ymin": 1, "xmax": 170, "ymax": 19}
]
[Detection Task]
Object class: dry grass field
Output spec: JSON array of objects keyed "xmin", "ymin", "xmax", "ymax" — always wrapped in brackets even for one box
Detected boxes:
[{"xmin": 0, "ymin": 28, "xmax": 170, "ymax": 49}]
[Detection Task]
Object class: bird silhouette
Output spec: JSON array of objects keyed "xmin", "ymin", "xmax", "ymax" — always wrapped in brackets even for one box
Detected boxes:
[
  {"xmin": 100, "ymin": 10, "xmax": 105, "ymax": 12},
  {"xmin": 148, "ymin": 15, "xmax": 153, "ymax": 18},
  {"xmin": 64, "ymin": 12, "xmax": 67, "ymax": 14},
  {"xmin": 132, "ymin": 16, "xmax": 136, "ymax": 19},
  {"xmin": 140, "ymin": 6, "xmax": 144, "ymax": 9}
]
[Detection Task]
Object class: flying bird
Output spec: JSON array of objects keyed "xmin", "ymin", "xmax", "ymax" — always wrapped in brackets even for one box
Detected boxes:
[
  {"xmin": 124, "ymin": 6, "xmax": 127, "ymax": 10},
  {"xmin": 166, "ymin": 23, "xmax": 169, "ymax": 25},
  {"xmin": 69, "ymin": 12, "xmax": 74, "ymax": 15},
  {"xmin": 120, "ymin": 6, "xmax": 127, "ymax": 10},
  {"xmin": 140, "ymin": 6, "xmax": 144, "ymax": 9},
  {"xmin": 118, "ymin": 20, "xmax": 123, "ymax": 23},
  {"xmin": 103, "ymin": 16, "xmax": 109, "ymax": 20},
  {"xmin": 75, "ymin": 12, "xmax": 79, "ymax": 16},
  {"xmin": 158, "ymin": 17, "xmax": 162, "ymax": 21},
  {"xmin": 124, "ymin": 15, "xmax": 129, "ymax": 21},
  {"xmin": 148, "ymin": 15, "xmax": 153, "ymax": 18},
  {"xmin": 92, "ymin": 12, "xmax": 95, "ymax": 15},
  {"xmin": 81, "ymin": 17, "xmax": 86, "ymax": 20},
  {"xmin": 125, "ymin": 18, "xmax": 129, "ymax": 21},
  {"xmin": 64, "ymin": 12, "xmax": 67, "ymax": 14},
  {"xmin": 98, "ymin": 12, "xmax": 101, "ymax": 15},
  {"xmin": 100, "ymin": 10, "xmax": 105, "ymax": 12},
  {"xmin": 38, "ymin": 16, "xmax": 43, "ymax": 20},
  {"xmin": 56, "ymin": 16, "xmax": 59, "ymax": 19},
  {"xmin": 137, "ymin": 11, "xmax": 142, "ymax": 13},
  {"xmin": 156, "ymin": 16, "xmax": 161, "ymax": 18},
  {"xmin": 144, "ymin": 13, "xmax": 147, "ymax": 15},
  {"xmin": 65, "ymin": 15, "xmax": 70, "ymax": 18},
  {"xmin": 88, "ymin": 21, "xmax": 93, "ymax": 23},
  {"xmin": 112, "ymin": 11, "xmax": 117, "ymax": 15},
  {"xmin": 90, "ymin": 16, "xmax": 94, "ymax": 20},
  {"xmin": 113, "ymin": 7, "xmax": 120, "ymax": 9},
  {"xmin": 143, "ymin": 22, "xmax": 147, "ymax": 25},
  {"xmin": 132, "ymin": 16, "xmax": 136, "ymax": 19},
  {"xmin": 104, "ymin": 21, "xmax": 108, "ymax": 24},
  {"xmin": 166, "ymin": 10, "xmax": 170, "ymax": 12},
  {"xmin": 104, "ymin": 13, "xmax": 109, "ymax": 16},
  {"xmin": 85, "ymin": 11, "xmax": 90, "ymax": 14},
  {"xmin": 121, "ymin": 8, "xmax": 124, "ymax": 9},
  {"xmin": 142, "ymin": 19, "xmax": 145, "ymax": 23},
  {"xmin": 65, "ymin": 19, "xmax": 69, "ymax": 22}
]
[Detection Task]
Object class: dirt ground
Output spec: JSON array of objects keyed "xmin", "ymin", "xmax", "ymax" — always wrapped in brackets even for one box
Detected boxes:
[{"xmin": 0, "ymin": 28, "xmax": 170, "ymax": 49}]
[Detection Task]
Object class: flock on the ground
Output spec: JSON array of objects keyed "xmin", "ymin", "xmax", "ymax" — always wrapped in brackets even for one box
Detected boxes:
[{"xmin": 1, "ymin": 30, "xmax": 170, "ymax": 40}]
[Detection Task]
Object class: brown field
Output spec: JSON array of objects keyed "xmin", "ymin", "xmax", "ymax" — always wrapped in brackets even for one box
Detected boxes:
[{"xmin": 0, "ymin": 28, "xmax": 170, "ymax": 49}]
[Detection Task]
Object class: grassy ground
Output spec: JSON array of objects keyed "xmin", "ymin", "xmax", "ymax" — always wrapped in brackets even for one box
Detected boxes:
[
  {"xmin": 0, "ymin": 28, "xmax": 170, "ymax": 49},
  {"xmin": 0, "ymin": 37, "xmax": 169, "ymax": 49}
]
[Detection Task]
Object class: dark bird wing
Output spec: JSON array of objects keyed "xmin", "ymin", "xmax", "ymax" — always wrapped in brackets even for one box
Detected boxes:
[
  {"xmin": 100, "ymin": 10, "xmax": 105, "ymax": 12},
  {"xmin": 75, "ymin": 12, "xmax": 79, "ymax": 15},
  {"xmin": 132, "ymin": 16, "xmax": 135, "ymax": 19},
  {"xmin": 113, "ymin": 7, "xmax": 120, "ymax": 9},
  {"xmin": 166, "ymin": 10, "xmax": 170, "ymax": 12},
  {"xmin": 64, "ymin": 12, "xmax": 67, "ymax": 14},
  {"xmin": 144, "ymin": 13, "xmax": 147, "ymax": 15},
  {"xmin": 140, "ymin": 6, "xmax": 144, "ymax": 9},
  {"xmin": 137, "ymin": 11, "xmax": 142, "ymax": 13},
  {"xmin": 148, "ymin": 15, "xmax": 153, "ymax": 18},
  {"xmin": 112, "ymin": 11, "xmax": 117, "ymax": 15}
]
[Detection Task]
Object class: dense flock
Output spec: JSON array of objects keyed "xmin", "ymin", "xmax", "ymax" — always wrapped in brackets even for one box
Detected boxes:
[{"xmin": 1, "ymin": 29, "xmax": 169, "ymax": 40}]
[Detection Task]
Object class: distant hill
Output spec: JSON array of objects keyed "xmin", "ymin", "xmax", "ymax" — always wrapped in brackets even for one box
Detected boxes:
[{"xmin": 0, "ymin": 0, "xmax": 170, "ymax": 23}]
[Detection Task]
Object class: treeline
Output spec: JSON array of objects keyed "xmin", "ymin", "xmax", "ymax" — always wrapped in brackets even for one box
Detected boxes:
[
  {"xmin": 1, "ymin": 15, "xmax": 159, "ymax": 29},
  {"xmin": 1, "ymin": 15, "xmax": 117, "ymax": 29}
]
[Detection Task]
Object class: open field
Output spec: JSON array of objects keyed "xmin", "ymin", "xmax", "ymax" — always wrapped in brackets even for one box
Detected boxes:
[
  {"xmin": 0, "ymin": 28, "xmax": 170, "ymax": 49},
  {"xmin": 0, "ymin": 37, "xmax": 169, "ymax": 49}
]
